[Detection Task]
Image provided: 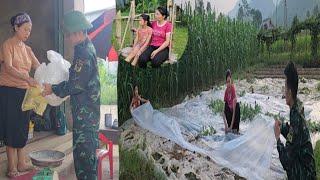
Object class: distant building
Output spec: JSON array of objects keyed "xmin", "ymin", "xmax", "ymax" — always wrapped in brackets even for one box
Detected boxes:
[{"xmin": 260, "ymin": 18, "xmax": 275, "ymax": 30}]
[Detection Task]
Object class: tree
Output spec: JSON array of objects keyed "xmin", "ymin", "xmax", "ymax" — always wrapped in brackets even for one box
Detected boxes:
[
  {"xmin": 159, "ymin": 0, "xmax": 167, "ymax": 6},
  {"xmin": 314, "ymin": 5, "xmax": 319, "ymax": 16},
  {"xmin": 251, "ymin": 9, "xmax": 262, "ymax": 28},
  {"xmin": 290, "ymin": 15, "xmax": 300, "ymax": 52},
  {"xmin": 237, "ymin": 6, "xmax": 245, "ymax": 21},
  {"xmin": 136, "ymin": 0, "xmax": 147, "ymax": 13},
  {"xmin": 241, "ymin": 0, "xmax": 251, "ymax": 16},
  {"xmin": 148, "ymin": 0, "xmax": 159, "ymax": 13},
  {"xmin": 206, "ymin": 2, "xmax": 212, "ymax": 13},
  {"xmin": 306, "ymin": 10, "xmax": 311, "ymax": 18},
  {"xmin": 195, "ymin": 0, "xmax": 205, "ymax": 13},
  {"xmin": 116, "ymin": 0, "xmax": 125, "ymax": 10}
]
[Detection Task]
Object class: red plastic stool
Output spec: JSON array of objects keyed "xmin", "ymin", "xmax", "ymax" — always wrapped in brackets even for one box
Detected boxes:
[{"xmin": 97, "ymin": 133, "xmax": 113, "ymax": 180}]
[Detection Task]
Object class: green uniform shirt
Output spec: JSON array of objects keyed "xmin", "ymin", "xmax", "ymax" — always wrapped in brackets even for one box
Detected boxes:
[{"xmin": 277, "ymin": 98, "xmax": 316, "ymax": 180}]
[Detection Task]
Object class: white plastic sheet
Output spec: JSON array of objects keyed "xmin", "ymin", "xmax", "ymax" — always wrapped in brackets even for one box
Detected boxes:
[
  {"xmin": 131, "ymin": 102, "xmax": 286, "ymax": 180},
  {"xmin": 131, "ymin": 102, "xmax": 208, "ymax": 155},
  {"xmin": 34, "ymin": 50, "xmax": 71, "ymax": 106}
]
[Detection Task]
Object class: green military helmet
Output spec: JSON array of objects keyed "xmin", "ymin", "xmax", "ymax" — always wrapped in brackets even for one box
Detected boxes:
[{"xmin": 63, "ymin": 10, "xmax": 92, "ymax": 33}]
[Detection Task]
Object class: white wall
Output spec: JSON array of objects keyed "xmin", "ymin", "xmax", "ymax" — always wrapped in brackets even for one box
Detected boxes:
[{"xmin": 84, "ymin": 0, "xmax": 116, "ymax": 13}]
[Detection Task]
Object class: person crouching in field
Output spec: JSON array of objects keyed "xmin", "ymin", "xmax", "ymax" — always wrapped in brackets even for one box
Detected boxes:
[
  {"xmin": 274, "ymin": 61, "xmax": 316, "ymax": 179},
  {"xmin": 222, "ymin": 69, "xmax": 240, "ymax": 134}
]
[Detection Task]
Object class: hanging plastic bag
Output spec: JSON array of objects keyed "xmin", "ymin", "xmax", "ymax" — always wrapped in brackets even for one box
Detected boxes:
[
  {"xmin": 21, "ymin": 86, "xmax": 48, "ymax": 116},
  {"xmin": 34, "ymin": 50, "xmax": 71, "ymax": 106}
]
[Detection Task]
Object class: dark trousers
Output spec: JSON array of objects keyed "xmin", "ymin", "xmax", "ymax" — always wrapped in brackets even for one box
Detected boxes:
[
  {"xmin": 138, "ymin": 46, "xmax": 169, "ymax": 68},
  {"xmin": 224, "ymin": 102, "xmax": 240, "ymax": 132},
  {"xmin": 0, "ymin": 86, "xmax": 30, "ymax": 148}
]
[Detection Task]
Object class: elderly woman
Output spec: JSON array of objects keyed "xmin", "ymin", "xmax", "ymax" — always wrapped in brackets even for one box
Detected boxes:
[
  {"xmin": 0, "ymin": 12, "xmax": 40, "ymax": 178},
  {"xmin": 138, "ymin": 7, "xmax": 172, "ymax": 68}
]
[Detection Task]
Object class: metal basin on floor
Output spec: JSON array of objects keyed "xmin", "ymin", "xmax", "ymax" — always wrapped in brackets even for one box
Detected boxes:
[{"xmin": 29, "ymin": 150, "xmax": 65, "ymax": 167}]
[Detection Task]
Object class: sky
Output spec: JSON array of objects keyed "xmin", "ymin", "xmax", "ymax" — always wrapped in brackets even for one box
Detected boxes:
[
  {"xmin": 84, "ymin": 0, "xmax": 116, "ymax": 13},
  {"xmin": 214, "ymin": 0, "xmax": 239, "ymax": 14},
  {"xmin": 83, "ymin": 0, "xmax": 279, "ymax": 14},
  {"xmin": 212, "ymin": 0, "xmax": 279, "ymax": 14}
]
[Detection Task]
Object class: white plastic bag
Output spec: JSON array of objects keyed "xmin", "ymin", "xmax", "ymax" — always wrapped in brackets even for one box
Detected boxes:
[{"xmin": 35, "ymin": 50, "xmax": 71, "ymax": 106}]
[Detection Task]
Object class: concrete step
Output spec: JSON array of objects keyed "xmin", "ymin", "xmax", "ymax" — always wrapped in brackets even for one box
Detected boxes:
[{"xmin": 0, "ymin": 132, "xmax": 73, "ymax": 179}]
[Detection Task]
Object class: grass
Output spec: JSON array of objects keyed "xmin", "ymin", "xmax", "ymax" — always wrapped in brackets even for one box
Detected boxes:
[
  {"xmin": 119, "ymin": 145, "xmax": 167, "ymax": 180},
  {"xmin": 259, "ymin": 33, "xmax": 320, "ymax": 66},
  {"xmin": 172, "ymin": 24, "xmax": 188, "ymax": 59},
  {"xmin": 101, "ymin": 85, "xmax": 117, "ymax": 105},
  {"xmin": 98, "ymin": 59, "xmax": 117, "ymax": 105}
]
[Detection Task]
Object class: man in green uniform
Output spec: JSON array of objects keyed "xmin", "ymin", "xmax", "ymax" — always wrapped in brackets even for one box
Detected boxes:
[
  {"xmin": 42, "ymin": 11, "xmax": 100, "ymax": 179},
  {"xmin": 274, "ymin": 61, "xmax": 316, "ymax": 179}
]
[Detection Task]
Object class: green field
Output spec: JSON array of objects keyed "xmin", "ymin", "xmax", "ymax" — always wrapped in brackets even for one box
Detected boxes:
[{"xmin": 98, "ymin": 59, "xmax": 117, "ymax": 105}]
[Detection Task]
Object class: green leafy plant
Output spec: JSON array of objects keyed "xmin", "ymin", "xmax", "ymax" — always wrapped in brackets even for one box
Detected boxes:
[
  {"xmin": 300, "ymin": 77, "xmax": 307, "ymax": 83},
  {"xmin": 120, "ymin": 146, "xmax": 167, "ymax": 180},
  {"xmin": 239, "ymin": 90, "xmax": 246, "ymax": 97},
  {"xmin": 260, "ymin": 85, "xmax": 269, "ymax": 93},
  {"xmin": 199, "ymin": 125, "xmax": 216, "ymax": 136},
  {"xmin": 209, "ymin": 99, "xmax": 225, "ymax": 114},
  {"xmin": 265, "ymin": 112, "xmax": 286, "ymax": 123},
  {"xmin": 314, "ymin": 140, "xmax": 320, "ymax": 177},
  {"xmin": 299, "ymin": 87, "xmax": 312, "ymax": 95},
  {"xmin": 306, "ymin": 120, "xmax": 320, "ymax": 133},
  {"xmin": 316, "ymin": 82, "xmax": 320, "ymax": 92},
  {"xmin": 240, "ymin": 102, "xmax": 261, "ymax": 122}
]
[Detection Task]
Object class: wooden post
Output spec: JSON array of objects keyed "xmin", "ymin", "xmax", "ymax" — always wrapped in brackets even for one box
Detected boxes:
[
  {"xmin": 167, "ymin": 0, "xmax": 175, "ymax": 62},
  {"xmin": 116, "ymin": 10, "xmax": 122, "ymax": 48},
  {"xmin": 167, "ymin": 0, "xmax": 173, "ymax": 22},
  {"xmin": 130, "ymin": 0, "xmax": 136, "ymax": 45},
  {"xmin": 120, "ymin": 1, "xmax": 134, "ymax": 50}
]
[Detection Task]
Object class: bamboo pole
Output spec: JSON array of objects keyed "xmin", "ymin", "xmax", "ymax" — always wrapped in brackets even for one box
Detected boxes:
[
  {"xmin": 116, "ymin": 10, "xmax": 122, "ymax": 48},
  {"xmin": 120, "ymin": 0, "xmax": 134, "ymax": 50},
  {"xmin": 168, "ymin": 0, "xmax": 175, "ymax": 62},
  {"xmin": 130, "ymin": 0, "xmax": 136, "ymax": 45}
]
